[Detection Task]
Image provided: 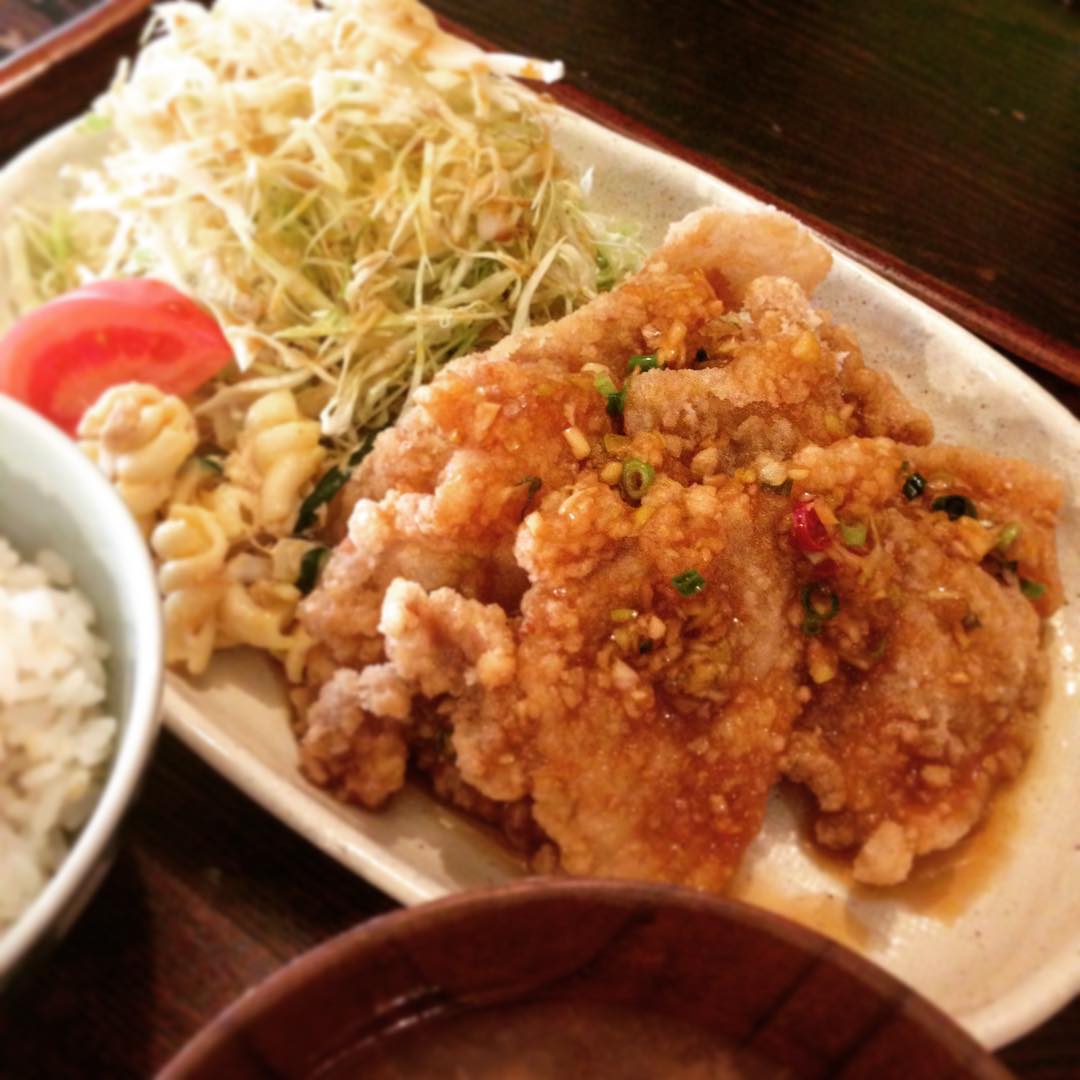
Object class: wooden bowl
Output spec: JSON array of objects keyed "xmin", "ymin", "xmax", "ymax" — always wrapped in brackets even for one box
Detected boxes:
[{"xmin": 159, "ymin": 879, "xmax": 1011, "ymax": 1079}]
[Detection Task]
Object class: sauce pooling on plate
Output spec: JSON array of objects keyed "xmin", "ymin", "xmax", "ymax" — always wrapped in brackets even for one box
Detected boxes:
[{"xmin": 325, "ymin": 999, "xmax": 790, "ymax": 1079}]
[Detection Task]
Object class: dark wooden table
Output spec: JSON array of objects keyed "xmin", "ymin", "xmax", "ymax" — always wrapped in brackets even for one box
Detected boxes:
[{"xmin": 0, "ymin": 1, "xmax": 1077, "ymax": 1077}]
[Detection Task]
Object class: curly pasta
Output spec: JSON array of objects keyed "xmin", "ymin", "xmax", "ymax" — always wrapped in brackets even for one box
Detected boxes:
[
  {"xmin": 226, "ymin": 390, "xmax": 326, "ymax": 535},
  {"xmin": 197, "ymin": 482, "xmax": 257, "ymax": 543},
  {"xmin": 151, "ymin": 505, "xmax": 228, "ymax": 675},
  {"xmin": 79, "ymin": 383, "xmax": 198, "ymax": 533},
  {"xmin": 219, "ymin": 573, "xmax": 312, "ymax": 683},
  {"xmin": 85, "ymin": 383, "xmax": 326, "ymax": 680},
  {"xmin": 168, "ymin": 456, "xmax": 222, "ymax": 508}
]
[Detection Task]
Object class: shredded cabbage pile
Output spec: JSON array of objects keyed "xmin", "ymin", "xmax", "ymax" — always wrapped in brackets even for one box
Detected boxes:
[{"xmin": 4, "ymin": 0, "xmax": 640, "ymax": 449}]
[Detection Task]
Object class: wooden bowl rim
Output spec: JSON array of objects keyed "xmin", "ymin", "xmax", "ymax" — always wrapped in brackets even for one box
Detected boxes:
[{"xmin": 158, "ymin": 877, "xmax": 1011, "ymax": 1079}]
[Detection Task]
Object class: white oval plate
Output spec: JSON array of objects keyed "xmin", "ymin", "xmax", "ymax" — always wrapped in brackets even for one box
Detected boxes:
[{"xmin": 0, "ymin": 107, "xmax": 1077, "ymax": 1050}]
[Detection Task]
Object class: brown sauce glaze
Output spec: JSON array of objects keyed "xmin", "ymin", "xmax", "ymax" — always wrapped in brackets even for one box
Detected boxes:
[
  {"xmin": 851, "ymin": 778, "xmax": 1024, "ymax": 922},
  {"xmin": 728, "ymin": 875, "xmax": 871, "ymax": 953},
  {"xmin": 729, "ymin": 767, "xmax": 1027, "ymax": 950}
]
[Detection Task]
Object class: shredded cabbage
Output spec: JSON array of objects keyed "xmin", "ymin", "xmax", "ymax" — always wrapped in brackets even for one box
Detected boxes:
[{"xmin": 5, "ymin": 0, "xmax": 640, "ymax": 452}]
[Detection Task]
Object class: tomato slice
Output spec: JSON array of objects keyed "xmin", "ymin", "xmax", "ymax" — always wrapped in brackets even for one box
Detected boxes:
[{"xmin": 0, "ymin": 279, "xmax": 233, "ymax": 434}]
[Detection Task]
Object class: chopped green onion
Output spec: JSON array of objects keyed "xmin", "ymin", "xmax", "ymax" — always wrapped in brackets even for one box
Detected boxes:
[
  {"xmin": 801, "ymin": 582, "xmax": 840, "ymax": 619},
  {"xmin": 294, "ymin": 466, "xmax": 349, "ymax": 534},
  {"xmin": 902, "ymin": 473, "xmax": 925, "ymax": 500},
  {"xmin": 760, "ymin": 478, "xmax": 793, "ymax": 496},
  {"xmin": 610, "ymin": 607, "xmax": 638, "ymax": 623},
  {"xmin": 347, "ymin": 430, "xmax": 379, "ymax": 468},
  {"xmin": 672, "ymin": 569, "xmax": 706, "ymax": 597},
  {"xmin": 620, "ymin": 458, "xmax": 655, "ymax": 502},
  {"xmin": 593, "ymin": 373, "xmax": 626, "ymax": 417},
  {"xmin": 294, "ymin": 432, "xmax": 379, "ymax": 534},
  {"xmin": 627, "ymin": 353, "xmax": 659, "ymax": 372},
  {"xmin": 195, "ymin": 455, "xmax": 224, "ymax": 474},
  {"xmin": 518, "ymin": 475, "xmax": 542, "ymax": 518},
  {"xmin": 296, "ymin": 546, "xmax": 329, "ymax": 595},
  {"xmin": 801, "ymin": 582, "xmax": 839, "ymax": 635},
  {"xmin": 996, "ymin": 522, "xmax": 1021, "ymax": 552},
  {"xmin": 78, "ymin": 112, "xmax": 112, "ymax": 135},
  {"xmin": 1020, "ymin": 579, "xmax": 1046, "ymax": 600},
  {"xmin": 839, "ymin": 521, "xmax": 868, "ymax": 548},
  {"xmin": 931, "ymin": 494, "xmax": 978, "ymax": 521}
]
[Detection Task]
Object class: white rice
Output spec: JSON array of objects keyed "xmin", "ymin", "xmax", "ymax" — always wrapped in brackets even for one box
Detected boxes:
[{"xmin": 0, "ymin": 536, "xmax": 117, "ymax": 930}]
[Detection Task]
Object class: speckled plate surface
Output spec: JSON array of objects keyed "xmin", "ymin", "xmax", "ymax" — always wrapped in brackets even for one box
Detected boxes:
[{"xmin": 0, "ymin": 109, "xmax": 1077, "ymax": 1050}]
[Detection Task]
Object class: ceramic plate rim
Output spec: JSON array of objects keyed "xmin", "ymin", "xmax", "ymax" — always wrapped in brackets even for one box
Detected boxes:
[{"xmin": 1, "ymin": 111, "xmax": 1077, "ymax": 1050}]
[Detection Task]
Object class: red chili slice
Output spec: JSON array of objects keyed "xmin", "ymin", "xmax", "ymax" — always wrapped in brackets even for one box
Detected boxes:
[{"xmin": 791, "ymin": 502, "xmax": 831, "ymax": 553}]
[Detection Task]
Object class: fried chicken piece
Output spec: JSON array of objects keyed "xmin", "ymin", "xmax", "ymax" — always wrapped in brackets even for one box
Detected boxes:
[
  {"xmin": 781, "ymin": 438, "xmax": 1062, "ymax": 884},
  {"xmin": 653, "ymin": 206, "xmax": 833, "ymax": 299},
  {"xmin": 308, "ymin": 210, "xmax": 844, "ymax": 673},
  {"xmin": 303, "ymin": 359, "xmax": 611, "ymax": 669},
  {"xmin": 363, "ymin": 578, "xmax": 526, "ymax": 803},
  {"xmin": 509, "ymin": 476, "xmax": 803, "ymax": 890},
  {"xmin": 485, "ymin": 207, "xmax": 833, "ymax": 373},
  {"xmin": 352, "ymin": 355, "xmax": 608, "ymax": 508},
  {"xmin": 300, "ymin": 667, "xmax": 410, "ymax": 809},
  {"xmin": 334, "ymin": 209, "xmax": 834, "ymax": 529},
  {"xmin": 624, "ymin": 276, "xmax": 932, "ymax": 468},
  {"xmin": 306, "ymin": 473, "xmax": 802, "ymax": 891},
  {"xmin": 297, "ymin": 207, "xmax": 1031, "ymax": 895},
  {"xmin": 298, "ymin": 576, "xmax": 523, "ymax": 806}
]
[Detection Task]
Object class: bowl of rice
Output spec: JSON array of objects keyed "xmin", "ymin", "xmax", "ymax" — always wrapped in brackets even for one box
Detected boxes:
[{"xmin": 0, "ymin": 393, "xmax": 162, "ymax": 989}]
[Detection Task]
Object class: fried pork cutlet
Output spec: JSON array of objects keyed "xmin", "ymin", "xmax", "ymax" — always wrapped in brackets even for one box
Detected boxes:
[
  {"xmin": 310, "ymin": 471, "xmax": 801, "ymax": 890},
  {"xmin": 781, "ymin": 438, "xmax": 1062, "ymax": 885},
  {"xmin": 624, "ymin": 274, "xmax": 932, "ymax": 465},
  {"xmin": 301, "ymin": 357, "xmax": 611, "ymax": 674},
  {"xmin": 509, "ymin": 475, "xmax": 802, "ymax": 889},
  {"xmin": 332, "ymin": 208, "xmax": 840, "ymax": 530},
  {"xmin": 306, "ymin": 208, "xmax": 929, "ymax": 685},
  {"xmin": 295, "ymin": 206, "xmax": 1060, "ymax": 893}
]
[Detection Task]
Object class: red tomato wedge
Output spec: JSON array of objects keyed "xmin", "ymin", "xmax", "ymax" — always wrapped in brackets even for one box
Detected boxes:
[{"xmin": 0, "ymin": 279, "xmax": 233, "ymax": 434}]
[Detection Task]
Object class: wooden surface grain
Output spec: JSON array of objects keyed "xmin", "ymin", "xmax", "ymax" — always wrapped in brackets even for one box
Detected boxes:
[
  {"xmin": 436, "ymin": 0, "xmax": 1080, "ymax": 363},
  {"xmin": 0, "ymin": 1, "xmax": 1077, "ymax": 1077},
  {"xmin": 0, "ymin": 1, "xmax": 98, "ymax": 57}
]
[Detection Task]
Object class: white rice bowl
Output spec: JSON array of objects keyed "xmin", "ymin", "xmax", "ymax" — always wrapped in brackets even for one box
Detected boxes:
[
  {"xmin": 0, "ymin": 393, "xmax": 161, "ymax": 987},
  {"xmin": 0, "ymin": 538, "xmax": 117, "ymax": 928}
]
